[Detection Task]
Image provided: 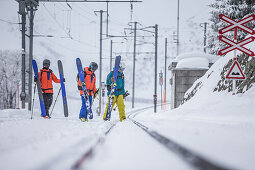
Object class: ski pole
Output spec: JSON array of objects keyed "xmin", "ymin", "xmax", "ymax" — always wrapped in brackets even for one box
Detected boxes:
[
  {"xmin": 31, "ymin": 83, "xmax": 37, "ymax": 119},
  {"xmin": 113, "ymin": 105, "xmax": 117, "ymax": 111},
  {"xmin": 49, "ymin": 87, "xmax": 61, "ymax": 118}
]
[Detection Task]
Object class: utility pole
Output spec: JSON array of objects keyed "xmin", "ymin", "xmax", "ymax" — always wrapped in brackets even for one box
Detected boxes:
[
  {"xmin": 99, "ymin": 10, "xmax": 103, "ymax": 116},
  {"xmin": 124, "ymin": 22, "xmax": 140, "ymax": 109},
  {"xmin": 164, "ymin": 38, "xmax": 167, "ymax": 110},
  {"xmin": 154, "ymin": 24, "xmax": 158, "ymax": 113},
  {"xmin": 17, "ymin": 0, "xmax": 27, "ymax": 109},
  {"xmin": 17, "ymin": 0, "xmax": 38, "ymax": 110},
  {"xmin": 125, "ymin": 23, "xmax": 156, "ymax": 110},
  {"xmin": 27, "ymin": 2, "xmax": 37, "ymax": 111},
  {"xmin": 177, "ymin": 0, "xmax": 180, "ymax": 56},
  {"xmin": 110, "ymin": 41, "xmax": 124, "ymax": 71},
  {"xmin": 132, "ymin": 22, "xmax": 137, "ymax": 108},
  {"xmin": 159, "ymin": 70, "xmax": 163, "ymax": 110},
  {"xmin": 200, "ymin": 22, "xmax": 208, "ymax": 53},
  {"xmin": 94, "ymin": 10, "xmax": 105, "ymax": 116}
]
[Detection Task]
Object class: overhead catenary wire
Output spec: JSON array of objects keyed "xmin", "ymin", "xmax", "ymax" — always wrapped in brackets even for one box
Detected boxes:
[
  {"xmin": 0, "ymin": 18, "xmax": 20, "ymax": 24},
  {"xmin": 42, "ymin": 2, "xmax": 72, "ymax": 38},
  {"xmin": 42, "ymin": 2, "xmax": 126, "ymax": 49},
  {"xmin": 33, "ymin": 28, "xmax": 100, "ymax": 55},
  {"xmin": 38, "ymin": 3, "xmax": 112, "ymax": 52},
  {"xmin": 58, "ymin": 2, "xmax": 97, "ymax": 23}
]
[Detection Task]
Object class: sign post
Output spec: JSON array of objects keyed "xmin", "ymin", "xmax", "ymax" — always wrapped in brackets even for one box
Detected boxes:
[
  {"xmin": 218, "ymin": 14, "xmax": 255, "ymax": 95},
  {"xmin": 159, "ymin": 71, "xmax": 163, "ymax": 110}
]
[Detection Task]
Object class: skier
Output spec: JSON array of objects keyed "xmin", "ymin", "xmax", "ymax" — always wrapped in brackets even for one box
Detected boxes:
[
  {"xmin": 34, "ymin": 59, "xmax": 62, "ymax": 118},
  {"xmin": 103, "ymin": 61, "xmax": 127, "ymax": 122},
  {"xmin": 77, "ymin": 62, "xmax": 98, "ymax": 122}
]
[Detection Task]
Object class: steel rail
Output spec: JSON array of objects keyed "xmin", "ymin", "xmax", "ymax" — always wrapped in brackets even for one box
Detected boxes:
[
  {"xmin": 71, "ymin": 106, "xmax": 156, "ymax": 170},
  {"xmin": 71, "ymin": 120, "xmax": 118, "ymax": 170},
  {"xmin": 128, "ymin": 111, "xmax": 234, "ymax": 170}
]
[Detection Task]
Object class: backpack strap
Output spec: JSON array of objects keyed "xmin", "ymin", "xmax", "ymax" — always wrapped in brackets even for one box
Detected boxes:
[
  {"xmin": 41, "ymin": 69, "xmax": 53, "ymax": 78},
  {"xmin": 76, "ymin": 68, "xmax": 87, "ymax": 82}
]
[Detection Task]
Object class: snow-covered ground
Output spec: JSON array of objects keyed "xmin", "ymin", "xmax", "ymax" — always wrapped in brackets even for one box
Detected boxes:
[{"xmin": 0, "ymin": 85, "xmax": 255, "ymax": 170}]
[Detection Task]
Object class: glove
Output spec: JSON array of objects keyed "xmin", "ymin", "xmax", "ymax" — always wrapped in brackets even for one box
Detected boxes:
[
  {"xmin": 123, "ymin": 91, "xmax": 130, "ymax": 98},
  {"xmin": 93, "ymin": 94, "xmax": 97, "ymax": 99},
  {"xmin": 111, "ymin": 77, "xmax": 115, "ymax": 82},
  {"xmin": 107, "ymin": 85, "xmax": 111, "ymax": 91},
  {"xmin": 34, "ymin": 77, "xmax": 37, "ymax": 82},
  {"xmin": 78, "ymin": 85, "xmax": 82, "ymax": 90},
  {"xmin": 62, "ymin": 78, "xmax": 65, "ymax": 82},
  {"xmin": 93, "ymin": 88, "xmax": 99, "ymax": 99}
]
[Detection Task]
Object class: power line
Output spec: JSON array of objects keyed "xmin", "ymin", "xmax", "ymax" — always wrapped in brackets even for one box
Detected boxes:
[
  {"xmin": 42, "ymin": 3, "xmax": 72, "ymax": 38},
  {"xmin": 0, "ymin": 18, "xmax": 20, "ymax": 24},
  {"xmin": 58, "ymin": 2, "xmax": 127, "ymax": 36},
  {"xmin": 34, "ymin": 30, "xmax": 96, "ymax": 54},
  {"xmin": 77, "ymin": 4, "xmax": 97, "ymax": 18}
]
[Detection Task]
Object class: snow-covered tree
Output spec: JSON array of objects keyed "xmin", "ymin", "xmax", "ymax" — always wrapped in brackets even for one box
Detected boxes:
[
  {"xmin": 0, "ymin": 50, "xmax": 21, "ymax": 109},
  {"xmin": 208, "ymin": 0, "xmax": 255, "ymax": 55}
]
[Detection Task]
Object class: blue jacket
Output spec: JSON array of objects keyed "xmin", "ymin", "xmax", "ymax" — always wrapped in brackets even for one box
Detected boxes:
[{"xmin": 106, "ymin": 71, "xmax": 125, "ymax": 96}]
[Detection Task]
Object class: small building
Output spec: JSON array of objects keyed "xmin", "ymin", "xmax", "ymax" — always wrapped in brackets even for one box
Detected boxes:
[{"xmin": 169, "ymin": 52, "xmax": 219, "ymax": 109}]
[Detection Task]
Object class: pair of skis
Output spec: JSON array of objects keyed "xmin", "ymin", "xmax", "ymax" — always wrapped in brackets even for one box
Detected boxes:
[
  {"xmin": 76, "ymin": 58, "xmax": 93, "ymax": 119},
  {"xmin": 32, "ymin": 60, "xmax": 68, "ymax": 118},
  {"xmin": 105, "ymin": 55, "xmax": 121, "ymax": 121}
]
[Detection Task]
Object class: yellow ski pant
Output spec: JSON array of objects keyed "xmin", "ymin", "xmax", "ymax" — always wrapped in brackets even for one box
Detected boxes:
[{"xmin": 103, "ymin": 95, "xmax": 126, "ymax": 121}]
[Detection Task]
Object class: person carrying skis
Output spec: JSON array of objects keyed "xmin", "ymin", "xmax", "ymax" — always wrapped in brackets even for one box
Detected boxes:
[
  {"xmin": 103, "ymin": 61, "xmax": 128, "ymax": 122},
  {"xmin": 77, "ymin": 62, "xmax": 98, "ymax": 122},
  {"xmin": 34, "ymin": 59, "xmax": 61, "ymax": 118}
]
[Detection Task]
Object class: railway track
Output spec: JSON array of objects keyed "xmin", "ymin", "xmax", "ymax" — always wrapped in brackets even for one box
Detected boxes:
[
  {"xmin": 70, "ymin": 106, "xmax": 156, "ymax": 170},
  {"xmin": 128, "ymin": 111, "xmax": 231, "ymax": 170},
  {"xmin": 38, "ymin": 105, "xmax": 233, "ymax": 170}
]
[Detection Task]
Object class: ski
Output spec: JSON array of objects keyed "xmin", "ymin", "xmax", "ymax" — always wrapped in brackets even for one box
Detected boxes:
[
  {"xmin": 32, "ymin": 59, "xmax": 46, "ymax": 117},
  {"xmin": 58, "ymin": 60, "xmax": 68, "ymax": 117},
  {"xmin": 105, "ymin": 55, "xmax": 121, "ymax": 121},
  {"xmin": 76, "ymin": 58, "xmax": 92, "ymax": 119}
]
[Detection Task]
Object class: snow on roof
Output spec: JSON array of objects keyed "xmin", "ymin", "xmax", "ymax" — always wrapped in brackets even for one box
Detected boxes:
[
  {"xmin": 175, "ymin": 52, "xmax": 221, "ymax": 69},
  {"xmin": 176, "ymin": 57, "xmax": 209, "ymax": 69}
]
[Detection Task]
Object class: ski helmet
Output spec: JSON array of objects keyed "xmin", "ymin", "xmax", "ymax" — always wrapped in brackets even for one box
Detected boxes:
[
  {"xmin": 89, "ymin": 62, "xmax": 98, "ymax": 71},
  {"xmin": 43, "ymin": 59, "xmax": 50, "ymax": 67},
  {"xmin": 119, "ymin": 61, "xmax": 126, "ymax": 71}
]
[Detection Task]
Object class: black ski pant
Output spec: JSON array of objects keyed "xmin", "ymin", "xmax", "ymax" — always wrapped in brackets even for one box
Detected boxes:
[{"xmin": 43, "ymin": 93, "xmax": 53, "ymax": 116}]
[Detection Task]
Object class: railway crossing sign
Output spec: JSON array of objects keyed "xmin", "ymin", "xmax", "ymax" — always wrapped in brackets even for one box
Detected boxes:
[
  {"xmin": 218, "ymin": 14, "xmax": 255, "ymax": 56},
  {"xmin": 218, "ymin": 35, "xmax": 255, "ymax": 56},
  {"xmin": 226, "ymin": 60, "xmax": 245, "ymax": 79},
  {"xmin": 218, "ymin": 14, "xmax": 252, "ymax": 95},
  {"xmin": 219, "ymin": 14, "xmax": 255, "ymax": 38}
]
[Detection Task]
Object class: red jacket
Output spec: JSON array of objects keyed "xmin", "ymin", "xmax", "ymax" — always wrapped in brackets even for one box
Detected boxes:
[
  {"xmin": 78, "ymin": 67, "xmax": 96, "ymax": 96},
  {"xmin": 39, "ymin": 68, "xmax": 60, "ymax": 93}
]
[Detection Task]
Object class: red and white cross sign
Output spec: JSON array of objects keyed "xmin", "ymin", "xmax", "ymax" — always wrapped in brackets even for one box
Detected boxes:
[
  {"xmin": 218, "ymin": 35, "xmax": 255, "ymax": 56},
  {"xmin": 219, "ymin": 14, "xmax": 255, "ymax": 36}
]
